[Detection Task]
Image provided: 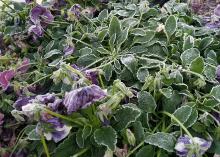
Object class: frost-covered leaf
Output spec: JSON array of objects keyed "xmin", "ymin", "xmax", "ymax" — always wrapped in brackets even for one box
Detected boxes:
[
  {"xmin": 181, "ymin": 48, "xmax": 200, "ymax": 65},
  {"xmin": 133, "ymin": 121, "xmax": 145, "ymax": 143},
  {"xmin": 103, "ymin": 64, "xmax": 113, "ymax": 81},
  {"xmin": 136, "ymin": 145, "xmax": 155, "ymax": 157},
  {"xmin": 137, "ymin": 91, "xmax": 157, "ymax": 113},
  {"xmin": 76, "ymin": 129, "xmax": 84, "ymax": 148},
  {"xmin": 165, "ymin": 15, "xmax": 177, "ymax": 37},
  {"xmin": 160, "ymin": 88, "xmax": 173, "ymax": 98},
  {"xmin": 133, "ymin": 30, "xmax": 155, "ymax": 43},
  {"xmin": 114, "ymin": 104, "xmax": 141, "ymax": 130},
  {"xmin": 94, "ymin": 127, "xmax": 117, "ymax": 151},
  {"xmin": 183, "ymin": 35, "xmax": 194, "ymax": 51},
  {"xmin": 131, "ymin": 28, "xmax": 146, "ymax": 36},
  {"xmin": 210, "ymin": 85, "xmax": 220, "ymax": 102},
  {"xmin": 137, "ymin": 67, "xmax": 149, "ymax": 82},
  {"xmin": 117, "ymin": 27, "xmax": 129, "ymax": 46},
  {"xmin": 199, "ymin": 37, "xmax": 213, "ymax": 50},
  {"xmin": 98, "ymin": 9, "xmax": 108, "ymax": 22},
  {"xmin": 44, "ymin": 49, "xmax": 61, "ymax": 59},
  {"xmin": 145, "ymin": 132, "xmax": 176, "ymax": 152},
  {"xmin": 28, "ymin": 129, "xmax": 40, "ymax": 141},
  {"xmin": 77, "ymin": 54, "xmax": 98, "ymax": 66},
  {"xmin": 184, "ymin": 108, "xmax": 198, "ymax": 128},
  {"xmin": 109, "ymin": 16, "xmax": 121, "ymax": 37},
  {"xmin": 172, "ymin": 105, "xmax": 192, "ymax": 125},
  {"xmin": 203, "ymin": 65, "xmax": 216, "ymax": 81},
  {"xmin": 190, "ymin": 57, "xmax": 204, "ymax": 74},
  {"xmin": 120, "ymin": 54, "xmax": 137, "ymax": 73}
]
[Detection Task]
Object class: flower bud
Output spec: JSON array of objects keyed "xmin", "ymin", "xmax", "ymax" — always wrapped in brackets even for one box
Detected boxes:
[{"xmin": 125, "ymin": 129, "xmax": 136, "ymax": 146}]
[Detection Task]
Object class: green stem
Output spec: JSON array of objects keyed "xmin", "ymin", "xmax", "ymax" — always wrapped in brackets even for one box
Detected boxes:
[
  {"xmin": 71, "ymin": 37, "xmax": 92, "ymax": 48},
  {"xmin": 44, "ymin": 108, "xmax": 83, "ymax": 126},
  {"xmin": 99, "ymin": 73, "xmax": 105, "ymax": 89},
  {"xmin": 28, "ymin": 74, "xmax": 52, "ymax": 87},
  {"xmin": 82, "ymin": 58, "xmax": 104, "ymax": 70},
  {"xmin": 41, "ymin": 135, "xmax": 50, "ymax": 157},
  {"xmin": 64, "ymin": 64, "xmax": 85, "ymax": 79},
  {"xmin": 72, "ymin": 148, "xmax": 89, "ymax": 157},
  {"xmin": 82, "ymin": 14, "xmax": 97, "ymax": 27},
  {"xmin": 161, "ymin": 111, "xmax": 193, "ymax": 139},
  {"xmin": 125, "ymin": 141, "xmax": 145, "ymax": 157}
]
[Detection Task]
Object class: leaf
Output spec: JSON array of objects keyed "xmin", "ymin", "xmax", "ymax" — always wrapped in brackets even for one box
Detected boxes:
[
  {"xmin": 76, "ymin": 129, "xmax": 84, "ymax": 148},
  {"xmin": 79, "ymin": 47, "xmax": 92, "ymax": 56},
  {"xmin": 97, "ymin": 47, "xmax": 111, "ymax": 55},
  {"xmin": 103, "ymin": 64, "xmax": 113, "ymax": 81},
  {"xmin": 98, "ymin": 29, "xmax": 108, "ymax": 41},
  {"xmin": 45, "ymin": 40, "xmax": 55, "ymax": 52},
  {"xmin": 137, "ymin": 91, "xmax": 157, "ymax": 113},
  {"xmin": 183, "ymin": 35, "xmax": 194, "ymax": 51},
  {"xmin": 190, "ymin": 57, "xmax": 204, "ymax": 74},
  {"xmin": 145, "ymin": 132, "xmax": 176, "ymax": 152},
  {"xmin": 184, "ymin": 108, "xmax": 198, "ymax": 128},
  {"xmin": 117, "ymin": 27, "xmax": 129, "ymax": 46},
  {"xmin": 122, "ymin": 18, "xmax": 139, "ymax": 27},
  {"xmin": 210, "ymin": 85, "xmax": 220, "ymax": 102},
  {"xmin": 114, "ymin": 104, "xmax": 141, "ymax": 130},
  {"xmin": 160, "ymin": 88, "xmax": 173, "ymax": 98},
  {"xmin": 136, "ymin": 146, "xmax": 155, "ymax": 157},
  {"xmin": 82, "ymin": 125, "xmax": 92, "ymax": 140},
  {"xmin": 199, "ymin": 37, "xmax": 213, "ymax": 50},
  {"xmin": 165, "ymin": 15, "xmax": 177, "ymax": 37},
  {"xmin": 133, "ymin": 121, "xmax": 145, "ymax": 143},
  {"xmin": 27, "ymin": 129, "xmax": 40, "ymax": 141},
  {"xmin": 120, "ymin": 54, "xmax": 137, "ymax": 73},
  {"xmin": 44, "ymin": 49, "xmax": 61, "ymax": 59},
  {"xmin": 137, "ymin": 67, "xmax": 149, "ymax": 82},
  {"xmin": 54, "ymin": 134, "xmax": 79, "ymax": 157},
  {"xmin": 180, "ymin": 48, "xmax": 200, "ymax": 65},
  {"xmin": 109, "ymin": 16, "xmax": 121, "ymax": 37},
  {"xmin": 131, "ymin": 28, "xmax": 146, "ymax": 36},
  {"xmin": 77, "ymin": 54, "xmax": 98, "ymax": 66},
  {"xmin": 98, "ymin": 9, "xmax": 108, "ymax": 22},
  {"xmin": 203, "ymin": 65, "xmax": 216, "ymax": 81},
  {"xmin": 172, "ymin": 105, "xmax": 192, "ymax": 125},
  {"xmin": 94, "ymin": 126, "xmax": 117, "ymax": 151},
  {"xmin": 133, "ymin": 31, "xmax": 155, "ymax": 43}
]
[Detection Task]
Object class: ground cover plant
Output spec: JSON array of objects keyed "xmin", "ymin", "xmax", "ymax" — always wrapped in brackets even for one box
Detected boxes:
[{"xmin": 1, "ymin": 0, "xmax": 220, "ymax": 156}]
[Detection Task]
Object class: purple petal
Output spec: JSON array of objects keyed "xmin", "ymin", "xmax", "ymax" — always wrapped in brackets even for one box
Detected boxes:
[
  {"xmin": 25, "ymin": 0, "xmax": 34, "ymax": 4},
  {"xmin": 69, "ymin": 4, "xmax": 81, "ymax": 19},
  {"xmin": 216, "ymin": 65, "xmax": 220, "ymax": 81},
  {"xmin": 63, "ymin": 45, "xmax": 75, "ymax": 56},
  {"xmin": 13, "ymin": 96, "xmax": 35, "ymax": 110},
  {"xmin": 63, "ymin": 85, "xmax": 106, "ymax": 114},
  {"xmin": 48, "ymin": 99, "xmax": 63, "ymax": 111},
  {"xmin": 0, "ymin": 70, "xmax": 15, "ymax": 90},
  {"xmin": 28, "ymin": 24, "xmax": 44, "ymax": 37},
  {"xmin": 214, "ymin": 4, "xmax": 220, "ymax": 17},
  {"xmin": 17, "ymin": 58, "xmax": 30, "ymax": 73},
  {"xmin": 85, "ymin": 69, "xmax": 99, "ymax": 85},
  {"xmin": 35, "ymin": 93, "xmax": 56, "ymax": 104}
]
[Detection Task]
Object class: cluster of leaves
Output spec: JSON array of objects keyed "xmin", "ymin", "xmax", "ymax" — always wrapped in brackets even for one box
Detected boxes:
[{"xmin": 1, "ymin": 0, "xmax": 220, "ymax": 157}]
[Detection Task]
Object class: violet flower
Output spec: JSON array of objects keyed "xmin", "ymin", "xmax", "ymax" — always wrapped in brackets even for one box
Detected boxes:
[
  {"xmin": 68, "ymin": 4, "xmax": 81, "ymax": 20},
  {"xmin": 25, "ymin": 0, "xmax": 34, "ymax": 4},
  {"xmin": 0, "ymin": 70, "xmax": 15, "ymax": 90},
  {"xmin": 63, "ymin": 45, "xmax": 75, "ymax": 56},
  {"xmin": 52, "ymin": 0, "xmax": 67, "ymax": 9},
  {"xmin": 28, "ymin": 23, "xmax": 44, "ymax": 37},
  {"xmin": 175, "ymin": 135, "xmax": 212, "ymax": 157},
  {"xmin": 13, "ymin": 96, "xmax": 35, "ymax": 110},
  {"xmin": 63, "ymin": 85, "xmax": 107, "ymax": 114},
  {"xmin": 0, "ymin": 112, "xmax": 4, "ymax": 125},
  {"xmin": 17, "ymin": 58, "xmax": 30, "ymax": 74},
  {"xmin": 36, "ymin": 117, "xmax": 71, "ymax": 143},
  {"xmin": 35, "ymin": 93, "xmax": 56, "ymax": 104},
  {"xmin": 188, "ymin": 0, "xmax": 202, "ymax": 13},
  {"xmin": 214, "ymin": 4, "xmax": 220, "ymax": 17},
  {"xmin": 30, "ymin": 5, "xmax": 54, "ymax": 28},
  {"xmin": 48, "ymin": 98, "xmax": 63, "ymax": 111}
]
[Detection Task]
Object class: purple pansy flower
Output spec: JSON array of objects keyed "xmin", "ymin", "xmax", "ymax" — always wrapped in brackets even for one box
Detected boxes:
[
  {"xmin": 63, "ymin": 85, "xmax": 107, "ymax": 114},
  {"xmin": 28, "ymin": 24, "xmax": 44, "ymax": 37},
  {"xmin": 175, "ymin": 135, "xmax": 212, "ymax": 157},
  {"xmin": 189, "ymin": 0, "xmax": 202, "ymax": 13},
  {"xmin": 36, "ymin": 116, "xmax": 71, "ymax": 143},
  {"xmin": 25, "ymin": 0, "xmax": 34, "ymax": 4},
  {"xmin": 48, "ymin": 98, "xmax": 63, "ymax": 111},
  {"xmin": 0, "ymin": 70, "xmax": 15, "ymax": 90},
  {"xmin": 13, "ymin": 96, "xmax": 35, "ymax": 110},
  {"xmin": 68, "ymin": 4, "xmax": 82, "ymax": 20},
  {"xmin": 17, "ymin": 58, "xmax": 30, "ymax": 73},
  {"xmin": 52, "ymin": 0, "xmax": 67, "ymax": 9},
  {"xmin": 63, "ymin": 45, "xmax": 75, "ymax": 56},
  {"xmin": 30, "ymin": 5, "xmax": 54, "ymax": 28},
  {"xmin": 35, "ymin": 93, "xmax": 56, "ymax": 104},
  {"xmin": 214, "ymin": 4, "xmax": 220, "ymax": 17},
  {"xmin": 0, "ymin": 112, "xmax": 4, "ymax": 125}
]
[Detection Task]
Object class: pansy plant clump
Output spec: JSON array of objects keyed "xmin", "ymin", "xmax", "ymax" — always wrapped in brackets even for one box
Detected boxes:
[{"xmin": 1, "ymin": 0, "xmax": 220, "ymax": 156}]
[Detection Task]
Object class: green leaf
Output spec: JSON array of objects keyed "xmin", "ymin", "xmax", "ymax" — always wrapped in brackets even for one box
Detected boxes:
[
  {"xmin": 131, "ymin": 28, "xmax": 146, "ymax": 36},
  {"xmin": 133, "ymin": 31, "xmax": 155, "ymax": 43},
  {"xmin": 199, "ymin": 37, "xmax": 213, "ymax": 50},
  {"xmin": 98, "ymin": 29, "xmax": 108, "ymax": 41},
  {"xmin": 210, "ymin": 85, "xmax": 220, "ymax": 102},
  {"xmin": 117, "ymin": 27, "xmax": 129, "ymax": 46},
  {"xmin": 204, "ymin": 65, "xmax": 216, "ymax": 81},
  {"xmin": 137, "ymin": 91, "xmax": 157, "ymax": 113},
  {"xmin": 114, "ymin": 104, "xmax": 141, "ymax": 130},
  {"xmin": 180, "ymin": 48, "xmax": 200, "ymax": 65},
  {"xmin": 82, "ymin": 125, "xmax": 92, "ymax": 140},
  {"xmin": 120, "ymin": 54, "xmax": 137, "ymax": 73},
  {"xmin": 54, "ymin": 134, "xmax": 79, "ymax": 157},
  {"xmin": 28, "ymin": 129, "xmax": 40, "ymax": 140},
  {"xmin": 76, "ymin": 129, "xmax": 84, "ymax": 148},
  {"xmin": 44, "ymin": 49, "xmax": 61, "ymax": 59},
  {"xmin": 160, "ymin": 88, "xmax": 173, "ymax": 98},
  {"xmin": 94, "ymin": 126, "xmax": 117, "ymax": 151},
  {"xmin": 98, "ymin": 9, "xmax": 108, "ymax": 22},
  {"xmin": 165, "ymin": 15, "xmax": 177, "ymax": 37},
  {"xmin": 190, "ymin": 57, "xmax": 204, "ymax": 74},
  {"xmin": 172, "ymin": 105, "xmax": 192, "ymax": 125},
  {"xmin": 109, "ymin": 16, "xmax": 121, "ymax": 37},
  {"xmin": 103, "ymin": 64, "xmax": 113, "ymax": 81},
  {"xmin": 79, "ymin": 47, "xmax": 92, "ymax": 56},
  {"xmin": 77, "ymin": 54, "xmax": 98, "ymax": 66},
  {"xmin": 137, "ymin": 67, "xmax": 149, "ymax": 82},
  {"xmin": 145, "ymin": 132, "xmax": 176, "ymax": 152},
  {"xmin": 97, "ymin": 47, "xmax": 111, "ymax": 55},
  {"xmin": 184, "ymin": 108, "xmax": 198, "ymax": 128},
  {"xmin": 136, "ymin": 146, "xmax": 155, "ymax": 157},
  {"xmin": 133, "ymin": 121, "xmax": 145, "ymax": 143},
  {"xmin": 183, "ymin": 35, "xmax": 194, "ymax": 51}
]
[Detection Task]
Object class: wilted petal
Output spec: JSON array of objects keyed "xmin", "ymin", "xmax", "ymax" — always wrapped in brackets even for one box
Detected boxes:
[
  {"xmin": 48, "ymin": 99, "xmax": 63, "ymax": 111},
  {"xmin": 0, "ymin": 70, "xmax": 15, "ymax": 90},
  {"xmin": 214, "ymin": 4, "xmax": 220, "ymax": 17},
  {"xmin": 35, "ymin": 93, "xmax": 56, "ymax": 104},
  {"xmin": 22, "ymin": 103, "xmax": 45, "ymax": 118},
  {"xmin": 13, "ymin": 96, "xmax": 35, "ymax": 110},
  {"xmin": 63, "ymin": 45, "xmax": 75, "ymax": 56},
  {"xmin": 64, "ymin": 85, "xmax": 106, "ymax": 114},
  {"xmin": 17, "ymin": 58, "xmax": 30, "ymax": 73},
  {"xmin": 85, "ymin": 69, "xmax": 99, "ymax": 85},
  {"xmin": 68, "ymin": 4, "xmax": 81, "ymax": 19},
  {"xmin": 28, "ymin": 24, "xmax": 44, "ymax": 37}
]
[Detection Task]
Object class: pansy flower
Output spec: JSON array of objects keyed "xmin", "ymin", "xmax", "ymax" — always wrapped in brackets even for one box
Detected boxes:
[
  {"xmin": 13, "ymin": 96, "xmax": 35, "ymax": 110},
  {"xmin": 63, "ymin": 85, "xmax": 106, "ymax": 114},
  {"xmin": 28, "ymin": 23, "xmax": 44, "ymax": 38},
  {"xmin": 68, "ymin": 4, "xmax": 81, "ymax": 20},
  {"xmin": 175, "ymin": 135, "xmax": 212, "ymax": 157},
  {"xmin": 25, "ymin": 0, "xmax": 34, "ymax": 4},
  {"xmin": 0, "ymin": 70, "xmax": 15, "ymax": 90},
  {"xmin": 214, "ymin": 4, "xmax": 220, "ymax": 17}
]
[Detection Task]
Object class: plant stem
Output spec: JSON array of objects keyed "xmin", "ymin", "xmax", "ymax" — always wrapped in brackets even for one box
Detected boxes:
[
  {"xmin": 125, "ymin": 141, "xmax": 144, "ymax": 157},
  {"xmin": 28, "ymin": 74, "xmax": 52, "ymax": 87},
  {"xmin": 41, "ymin": 135, "xmax": 50, "ymax": 157},
  {"xmin": 71, "ymin": 37, "xmax": 92, "ymax": 48},
  {"xmin": 72, "ymin": 148, "xmax": 89, "ymax": 157}
]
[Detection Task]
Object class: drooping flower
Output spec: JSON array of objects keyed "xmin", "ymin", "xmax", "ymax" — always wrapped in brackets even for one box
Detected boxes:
[
  {"xmin": 13, "ymin": 96, "xmax": 35, "ymax": 110},
  {"xmin": 175, "ymin": 135, "xmax": 212, "ymax": 157},
  {"xmin": 63, "ymin": 45, "xmax": 75, "ymax": 56},
  {"xmin": 63, "ymin": 85, "xmax": 107, "ymax": 114},
  {"xmin": 30, "ymin": 5, "xmax": 54, "ymax": 27},
  {"xmin": 35, "ymin": 93, "xmax": 56, "ymax": 104},
  {"xmin": 28, "ymin": 23, "xmax": 44, "ymax": 37},
  {"xmin": 17, "ymin": 58, "xmax": 30, "ymax": 73},
  {"xmin": 0, "ymin": 112, "xmax": 4, "ymax": 125},
  {"xmin": 36, "ymin": 116, "xmax": 71, "ymax": 143},
  {"xmin": 68, "ymin": 4, "xmax": 82, "ymax": 20},
  {"xmin": 214, "ymin": 4, "xmax": 220, "ymax": 17},
  {"xmin": 48, "ymin": 98, "xmax": 63, "ymax": 111},
  {"xmin": 21, "ymin": 103, "xmax": 45, "ymax": 118},
  {"xmin": 0, "ymin": 70, "xmax": 15, "ymax": 90}
]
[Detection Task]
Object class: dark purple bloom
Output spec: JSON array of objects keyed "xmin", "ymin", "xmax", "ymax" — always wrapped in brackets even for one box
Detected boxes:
[
  {"xmin": 36, "ymin": 117, "xmax": 71, "ymax": 143},
  {"xmin": 212, "ymin": 112, "xmax": 220, "ymax": 122},
  {"xmin": 35, "ymin": 93, "xmax": 56, "ymax": 104},
  {"xmin": 68, "ymin": 4, "xmax": 81, "ymax": 19},
  {"xmin": 214, "ymin": 4, "xmax": 220, "ymax": 17},
  {"xmin": 85, "ymin": 69, "xmax": 99, "ymax": 85},
  {"xmin": 63, "ymin": 85, "xmax": 106, "ymax": 114},
  {"xmin": 63, "ymin": 45, "xmax": 75, "ymax": 56},
  {"xmin": 52, "ymin": 0, "xmax": 67, "ymax": 9},
  {"xmin": 28, "ymin": 24, "xmax": 44, "ymax": 37},
  {"xmin": 13, "ymin": 96, "xmax": 35, "ymax": 110},
  {"xmin": 0, "ymin": 112, "xmax": 4, "ymax": 125},
  {"xmin": 25, "ymin": 0, "xmax": 34, "ymax": 4},
  {"xmin": 175, "ymin": 135, "xmax": 212, "ymax": 157},
  {"xmin": 30, "ymin": 5, "xmax": 54, "ymax": 27},
  {"xmin": 189, "ymin": 0, "xmax": 202, "ymax": 13},
  {"xmin": 17, "ymin": 58, "xmax": 30, "ymax": 73},
  {"xmin": 48, "ymin": 98, "xmax": 63, "ymax": 111},
  {"xmin": 0, "ymin": 70, "xmax": 15, "ymax": 90}
]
